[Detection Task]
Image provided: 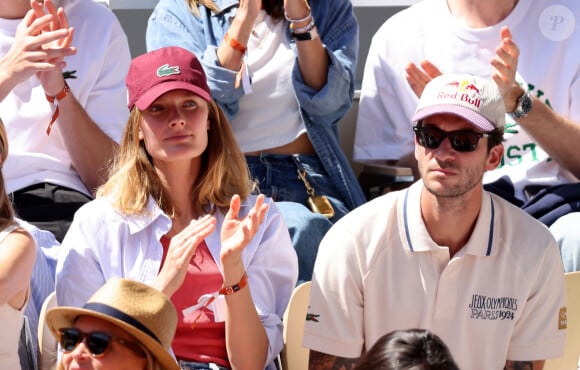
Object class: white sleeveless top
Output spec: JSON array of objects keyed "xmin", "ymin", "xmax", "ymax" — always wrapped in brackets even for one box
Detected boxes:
[{"xmin": 0, "ymin": 223, "xmax": 27, "ymax": 370}]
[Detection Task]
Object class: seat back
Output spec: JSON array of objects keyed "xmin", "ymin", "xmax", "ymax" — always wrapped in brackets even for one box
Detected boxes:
[
  {"xmin": 280, "ymin": 281, "xmax": 312, "ymax": 370},
  {"xmin": 544, "ymin": 271, "xmax": 580, "ymax": 370},
  {"xmin": 37, "ymin": 291, "xmax": 58, "ymax": 370}
]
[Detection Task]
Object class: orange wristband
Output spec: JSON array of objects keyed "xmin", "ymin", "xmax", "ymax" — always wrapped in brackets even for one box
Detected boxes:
[
  {"xmin": 224, "ymin": 31, "xmax": 247, "ymax": 54},
  {"xmin": 45, "ymin": 81, "xmax": 71, "ymax": 136},
  {"xmin": 219, "ymin": 273, "xmax": 248, "ymax": 295}
]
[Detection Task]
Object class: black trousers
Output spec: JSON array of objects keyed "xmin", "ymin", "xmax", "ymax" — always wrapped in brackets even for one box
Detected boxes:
[{"xmin": 10, "ymin": 182, "xmax": 93, "ymax": 242}]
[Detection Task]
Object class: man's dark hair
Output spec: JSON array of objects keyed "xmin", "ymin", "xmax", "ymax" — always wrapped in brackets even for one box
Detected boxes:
[{"xmin": 354, "ymin": 329, "xmax": 460, "ymax": 370}]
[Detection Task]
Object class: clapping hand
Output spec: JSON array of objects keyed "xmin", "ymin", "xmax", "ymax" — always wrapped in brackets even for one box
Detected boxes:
[
  {"xmin": 30, "ymin": 0, "xmax": 75, "ymax": 96},
  {"xmin": 0, "ymin": 0, "xmax": 75, "ymax": 97},
  {"xmin": 154, "ymin": 214, "xmax": 217, "ymax": 296},
  {"xmin": 405, "ymin": 26, "xmax": 519, "ymax": 105},
  {"xmin": 220, "ymin": 194, "xmax": 269, "ymax": 278}
]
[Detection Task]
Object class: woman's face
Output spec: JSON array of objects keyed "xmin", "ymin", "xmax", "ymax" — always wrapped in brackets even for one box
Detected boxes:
[
  {"xmin": 60, "ymin": 316, "xmax": 148, "ymax": 370},
  {"xmin": 139, "ymin": 89, "xmax": 210, "ymax": 166}
]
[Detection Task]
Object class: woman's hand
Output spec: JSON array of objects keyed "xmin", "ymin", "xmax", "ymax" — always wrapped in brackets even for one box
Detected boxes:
[
  {"xmin": 284, "ymin": 0, "xmax": 311, "ymax": 20},
  {"xmin": 220, "ymin": 194, "xmax": 269, "ymax": 284},
  {"xmin": 154, "ymin": 214, "xmax": 217, "ymax": 297}
]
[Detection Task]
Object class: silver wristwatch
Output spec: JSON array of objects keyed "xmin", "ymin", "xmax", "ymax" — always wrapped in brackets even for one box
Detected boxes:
[{"xmin": 509, "ymin": 92, "xmax": 533, "ymax": 119}]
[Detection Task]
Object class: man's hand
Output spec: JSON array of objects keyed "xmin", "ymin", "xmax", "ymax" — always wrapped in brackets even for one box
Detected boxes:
[
  {"xmin": 30, "ymin": 0, "xmax": 75, "ymax": 96},
  {"xmin": 490, "ymin": 26, "xmax": 521, "ymax": 112},
  {"xmin": 0, "ymin": 2, "xmax": 75, "ymax": 97},
  {"xmin": 308, "ymin": 350, "xmax": 359, "ymax": 370},
  {"xmin": 405, "ymin": 60, "xmax": 442, "ymax": 98},
  {"xmin": 405, "ymin": 26, "xmax": 521, "ymax": 108}
]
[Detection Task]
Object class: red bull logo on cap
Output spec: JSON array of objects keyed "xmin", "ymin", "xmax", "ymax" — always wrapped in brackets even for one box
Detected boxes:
[{"xmin": 439, "ymin": 79, "xmax": 482, "ymax": 108}]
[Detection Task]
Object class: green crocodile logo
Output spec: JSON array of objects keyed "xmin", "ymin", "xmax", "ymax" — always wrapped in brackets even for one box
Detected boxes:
[{"xmin": 157, "ymin": 64, "xmax": 180, "ymax": 77}]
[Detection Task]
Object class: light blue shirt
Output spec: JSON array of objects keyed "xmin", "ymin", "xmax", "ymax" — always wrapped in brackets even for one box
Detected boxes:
[
  {"xmin": 55, "ymin": 195, "xmax": 298, "ymax": 369},
  {"xmin": 146, "ymin": 0, "xmax": 366, "ymax": 210}
]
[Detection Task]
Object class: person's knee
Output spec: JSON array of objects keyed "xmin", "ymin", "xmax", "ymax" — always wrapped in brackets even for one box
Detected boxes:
[
  {"xmin": 277, "ymin": 201, "xmax": 332, "ymax": 238},
  {"xmin": 549, "ymin": 212, "xmax": 580, "ymax": 272},
  {"xmin": 276, "ymin": 201, "xmax": 332, "ymax": 282}
]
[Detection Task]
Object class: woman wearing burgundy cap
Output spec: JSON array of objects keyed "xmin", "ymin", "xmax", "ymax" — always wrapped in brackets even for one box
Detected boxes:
[
  {"xmin": 146, "ymin": 0, "xmax": 366, "ymax": 284},
  {"xmin": 56, "ymin": 46, "xmax": 298, "ymax": 370}
]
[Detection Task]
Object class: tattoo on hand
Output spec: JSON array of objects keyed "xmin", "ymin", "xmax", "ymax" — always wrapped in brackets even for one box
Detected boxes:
[
  {"xmin": 309, "ymin": 351, "xmax": 359, "ymax": 370},
  {"xmin": 504, "ymin": 361, "xmax": 534, "ymax": 370}
]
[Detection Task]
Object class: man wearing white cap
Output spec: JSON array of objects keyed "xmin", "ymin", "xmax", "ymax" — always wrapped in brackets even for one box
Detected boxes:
[{"xmin": 304, "ymin": 74, "xmax": 566, "ymax": 370}]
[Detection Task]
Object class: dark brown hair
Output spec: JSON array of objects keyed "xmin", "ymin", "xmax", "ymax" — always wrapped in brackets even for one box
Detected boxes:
[{"xmin": 355, "ymin": 329, "xmax": 460, "ymax": 370}]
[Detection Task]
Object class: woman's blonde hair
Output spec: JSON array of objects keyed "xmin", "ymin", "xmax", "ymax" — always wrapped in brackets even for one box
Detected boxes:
[
  {"xmin": 97, "ymin": 99, "xmax": 254, "ymax": 217},
  {"xmin": 0, "ymin": 119, "xmax": 15, "ymax": 230}
]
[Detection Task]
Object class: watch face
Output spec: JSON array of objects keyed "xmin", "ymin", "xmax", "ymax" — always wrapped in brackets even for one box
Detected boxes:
[
  {"xmin": 510, "ymin": 92, "xmax": 533, "ymax": 119},
  {"xmin": 521, "ymin": 93, "xmax": 533, "ymax": 114}
]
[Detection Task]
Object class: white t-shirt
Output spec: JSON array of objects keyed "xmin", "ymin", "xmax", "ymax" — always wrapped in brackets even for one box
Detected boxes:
[
  {"xmin": 355, "ymin": 0, "xmax": 580, "ymax": 199},
  {"xmin": 303, "ymin": 181, "xmax": 566, "ymax": 369},
  {"xmin": 0, "ymin": 0, "xmax": 130, "ymax": 195},
  {"xmin": 230, "ymin": 11, "xmax": 305, "ymax": 153}
]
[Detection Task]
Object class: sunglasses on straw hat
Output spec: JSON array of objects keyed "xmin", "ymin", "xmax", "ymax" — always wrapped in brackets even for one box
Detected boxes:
[
  {"xmin": 46, "ymin": 278, "xmax": 180, "ymax": 370},
  {"xmin": 58, "ymin": 327, "xmax": 146, "ymax": 358}
]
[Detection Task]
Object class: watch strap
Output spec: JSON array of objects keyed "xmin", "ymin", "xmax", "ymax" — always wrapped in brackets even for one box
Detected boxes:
[
  {"xmin": 509, "ymin": 91, "xmax": 533, "ymax": 120},
  {"xmin": 291, "ymin": 26, "xmax": 319, "ymax": 41}
]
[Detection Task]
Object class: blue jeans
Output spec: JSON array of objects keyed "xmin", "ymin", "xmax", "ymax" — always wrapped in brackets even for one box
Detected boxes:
[
  {"xmin": 246, "ymin": 154, "xmax": 349, "ymax": 282},
  {"xmin": 549, "ymin": 212, "xmax": 580, "ymax": 272},
  {"xmin": 179, "ymin": 360, "xmax": 229, "ymax": 370}
]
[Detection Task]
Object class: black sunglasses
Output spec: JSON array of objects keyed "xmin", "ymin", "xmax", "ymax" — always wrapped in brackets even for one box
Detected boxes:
[
  {"xmin": 413, "ymin": 124, "xmax": 490, "ymax": 153},
  {"xmin": 59, "ymin": 327, "xmax": 145, "ymax": 358}
]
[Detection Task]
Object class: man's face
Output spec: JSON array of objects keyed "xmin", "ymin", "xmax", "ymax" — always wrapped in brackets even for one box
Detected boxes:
[{"xmin": 414, "ymin": 114, "xmax": 503, "ymax": 199}]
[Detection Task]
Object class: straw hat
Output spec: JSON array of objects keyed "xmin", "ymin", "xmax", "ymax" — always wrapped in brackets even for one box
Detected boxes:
[{"xmin": 46, "ymin": 278, "xmax": 179, "ymax": 370}]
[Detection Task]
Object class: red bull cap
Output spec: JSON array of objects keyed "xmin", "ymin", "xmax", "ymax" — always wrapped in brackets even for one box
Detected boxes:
[{"xmin": 412, "ymin": 74, "xmax": 505, "ymax": 132}]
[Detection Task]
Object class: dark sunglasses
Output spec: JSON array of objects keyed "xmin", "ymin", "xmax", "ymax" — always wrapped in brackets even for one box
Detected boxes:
[
  {"xmin": 413, "ymin": 124, "xmax": 490, "ymax": 153},
  {"xmin": 58, "ymin": 327, "xmax": 145, "ymax": 358}
]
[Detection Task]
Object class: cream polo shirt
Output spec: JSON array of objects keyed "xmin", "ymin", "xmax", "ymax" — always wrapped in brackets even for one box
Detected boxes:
[{"xmin": 303, "ymin": 181, "xmax": 566, "ymax": 369}]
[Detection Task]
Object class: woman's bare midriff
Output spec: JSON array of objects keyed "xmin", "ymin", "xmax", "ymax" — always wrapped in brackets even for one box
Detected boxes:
[{"xmin": 245, "ymin": 133, "xmax": 316, "ymax": 156}]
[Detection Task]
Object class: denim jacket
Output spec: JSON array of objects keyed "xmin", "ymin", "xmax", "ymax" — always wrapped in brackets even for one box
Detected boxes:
[{"xmin": 146, "ymin": 0, "xmax": 366, "ymax": 210}]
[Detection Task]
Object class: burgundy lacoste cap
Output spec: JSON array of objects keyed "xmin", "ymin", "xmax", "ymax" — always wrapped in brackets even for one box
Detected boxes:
[
  {"xmin": 126, "ymin": 46, "xmax": 211, "ymax": 110},
  {"xmin": 412, "ymin": 74, "xmax": 506, "ymax": 132}
]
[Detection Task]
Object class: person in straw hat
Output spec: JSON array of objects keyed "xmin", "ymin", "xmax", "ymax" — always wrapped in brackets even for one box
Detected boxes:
[
  {"xmin": 56, "ymin": 46, "xmax": 298, "ymax": 369},
  {"xmin": 46, "ymin": 277, "xmax": 179, "ymax": 370}
]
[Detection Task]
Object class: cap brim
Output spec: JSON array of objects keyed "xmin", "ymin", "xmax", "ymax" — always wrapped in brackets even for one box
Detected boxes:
[
  {"xmin": 46, "ymin": 307, "xmax": 180, "ymax": 370},
  {"xmin": 134, "ymin": 81, "xmax": 211, "ymax": 111},
  {"xmin": 412, "ymin": 104, "xmax": 496, "ymax": 132}
]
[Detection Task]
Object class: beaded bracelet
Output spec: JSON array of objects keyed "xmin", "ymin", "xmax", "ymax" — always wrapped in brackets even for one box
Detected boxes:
[
  {"xmin": 290, "ymin": 17, "xmax": 315, "ymax": 34},
  {"xmin": 224, "ymin": 31, "xmax": 247, "ymax": 54}
]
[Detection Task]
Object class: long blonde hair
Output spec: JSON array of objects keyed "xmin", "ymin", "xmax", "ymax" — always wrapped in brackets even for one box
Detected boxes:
[
  {"xmin": 0, "ymin": 119, "xmax": 15, "ymax": 230},
  {"xmin": 97, "ymin": 99, "xmax": 254, "ymax": 217}
]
